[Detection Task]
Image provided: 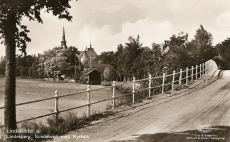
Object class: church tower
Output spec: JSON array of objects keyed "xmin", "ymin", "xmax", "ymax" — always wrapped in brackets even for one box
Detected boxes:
[{"xmin": 61, "ymin": 27, "xmax": 67, "ymax": 48}]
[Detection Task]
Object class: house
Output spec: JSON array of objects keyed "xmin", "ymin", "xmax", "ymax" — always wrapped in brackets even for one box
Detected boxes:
[
  {"xmin": 83, "ymin": 68, "xmax": 102, "ymax": 85},
  {"xmin": 80, "ymin": 64, "xmax": 112, "ymax": 84},
  {"xmin": 78, "ymin": 43, "xmax": 98, "ymax": 65},
  {"xmin": 161, "ymin": 40, "xmax": 170, "ymax": 55},
  {"xmin": 83, "ymin": 64, "xmax": 111, "ymax": 72}
]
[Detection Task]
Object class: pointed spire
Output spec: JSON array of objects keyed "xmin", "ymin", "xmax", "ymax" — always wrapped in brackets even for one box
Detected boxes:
[
  {"xmin": 62, "ymin": 26, "xmax": 65, "ymax": 41},
  {"xmin": 90, "ymin": 42, "xmax": 92, "ymax": 48},
  {"xmin": 61, "ymin": 26, "xmax": 67, "ymax": 48}
]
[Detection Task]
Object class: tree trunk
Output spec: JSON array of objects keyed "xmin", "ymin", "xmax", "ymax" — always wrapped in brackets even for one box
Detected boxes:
[{"xmin": 4, "ymin": 12, "xmax": 18, "ymax": 142}]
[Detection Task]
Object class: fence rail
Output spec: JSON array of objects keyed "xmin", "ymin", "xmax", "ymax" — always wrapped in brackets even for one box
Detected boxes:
[{"xmin": 0, "ymin": 62, "xmax": 214, "ymax": 128}]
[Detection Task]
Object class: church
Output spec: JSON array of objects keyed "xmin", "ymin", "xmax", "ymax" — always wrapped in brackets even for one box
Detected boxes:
[
  {"xmin": 60, "ymin": 27, "xmax": 106, "ymax": 84},
  {"xmin": 61, "ymin": 27, "xmax": 68, "ymax": 48},
  {"xmin": 60, "ymin": 26, "xmax": 98, "ymax": 67}
]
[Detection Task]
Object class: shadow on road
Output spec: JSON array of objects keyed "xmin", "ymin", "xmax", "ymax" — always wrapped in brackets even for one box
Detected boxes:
[{"xmin": 111, "ymin": 125, "xmax": 230, "ymax": 142}]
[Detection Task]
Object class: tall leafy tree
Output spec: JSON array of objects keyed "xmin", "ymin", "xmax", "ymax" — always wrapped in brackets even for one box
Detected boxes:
[
  {"xmin": 94, "ymin": 51, "xmax": 115, "ymax": 65},
  {"xmin": 28, "ymin": 55, "xmax": 39, "ymax": 78},
  {"xmin": 38, "ymin": 47, "xmax": 68, "ymax": 76},
  {"xmin": 150, "ymin": 43, "xmax": 164, "ymax": 76},
  {"xmin": 121, "ymin": 35, "xmax": 142, "ymax": 77},
  {"xmin": 0, "ymin": 58, "xmax": 5, "ymax": 76},
  {"xmin": 62, "ymin": 46, "xmax": 79, "ymax": 66},
  {"xmin": 0, "ymin": 1, "xmax": 73, "ymax": 140},
  {"xmin": 164, "ymin": 32, "xmax": 189, "ymax": 72},
  {"xmin": 215, "ymin": 38, "xmax": 230, "ymax": 69},
  {"xmin": 114, "ymin": 44, "xmax": 124, "ymax": 81},
  {"xmin": 191, "ymin": 25, "xmax": 215, "ymax": 63}
]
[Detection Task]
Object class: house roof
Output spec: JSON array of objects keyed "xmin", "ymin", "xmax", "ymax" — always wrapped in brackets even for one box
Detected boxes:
[
  {"xmin": 84, "ymin": 64, "xmax": 112, "ymax": 73},
  {"xmin": 85, "ymin": 47, "xmax": 97, "ymax": 58},
  {"xmin": 81, "ymin": 51, "xmax": 89, "ymax": 59},
  {"xmin": 78, "ymin": 47, "xmax": 97, "ymax": 59},
  {"xmin": 162, "ymin": 46, "xmax": 170, "ymax": 55},
  {"xmin": 84, "ymin": 68, "xmax": 101, "ymax": 76}
]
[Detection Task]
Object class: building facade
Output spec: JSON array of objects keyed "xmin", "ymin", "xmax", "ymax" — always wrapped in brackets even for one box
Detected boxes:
[{"xmin": 78, "ymin": 43, "xmax": 98, "ymax": 65}]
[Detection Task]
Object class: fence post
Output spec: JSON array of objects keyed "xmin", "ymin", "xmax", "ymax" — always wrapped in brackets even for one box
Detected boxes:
[
  {"xmin": 196, "ymin": 65, "xmax": 198, "ymax": 80},
  {"xmin": 149, "ymin": 73, "xmax": 151, "ymax": 98},
  {"xmin": 54, "ymin": 91, "xmax": 59, "ymax": 124},
  {"xmin": 132, "ymin": 77, "xmax": 135, "ymax": 104},
  {"xmin": 112, "ymin": 81, "xmax": 116, "ymax": 109},
  {"xmin": 201, "ymin": 63, "xmax": 204, "ymax": 76},
  {"xmin": 191, "ymin": 66, "xmax": 194, "ymax": 81},
  {"xmin": 203, "ymin": 63, "xmax": 205, "ymax": 75},
  {"xmin": 179, "ymin": 69, "xmax": 182, "ymax": 85},
  {"xmin": 186, "ymin": 67, "xmax": 188, "ymax": 85},
  {"xmin": 200, "ymin": 64, "xmax": 202, "ymax": 78},
  {"xmin": 87, "ymin": 85, "xmax": 91, "ymax": 117},
  {"xmin": 162, "ymin": 73, "xmax": 165, "ymax": 94},
  {"xmin": 201, "ymin": 63, "xmax": 203, "ymax": 76},
  {"xmin": 172, "ymin": 71, "xmax": 175, "ymax": 91}
]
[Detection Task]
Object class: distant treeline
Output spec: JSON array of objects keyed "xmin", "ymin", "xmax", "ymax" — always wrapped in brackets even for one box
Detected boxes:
[
  {"xmin": 0, "ymin": 25, "xmax": 229, "ymax": 79},
  {"xmin": 94, "ymin": 25, "xmax": 223, "ymax": 81},
  {"xmin": 0, "ymin": 46, "xmax": 80, "ymax": 78}
]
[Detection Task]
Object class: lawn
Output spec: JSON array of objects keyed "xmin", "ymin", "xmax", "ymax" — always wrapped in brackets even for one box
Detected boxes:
[{"xmin": 0, "ymin": 77, "xmax": 123, "ymax": 125}]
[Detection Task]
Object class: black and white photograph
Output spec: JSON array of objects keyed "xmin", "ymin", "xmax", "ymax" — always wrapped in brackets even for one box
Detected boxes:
[{"xmin": 0, "ymin": 0, "xmax": 229, "ymax": 142}]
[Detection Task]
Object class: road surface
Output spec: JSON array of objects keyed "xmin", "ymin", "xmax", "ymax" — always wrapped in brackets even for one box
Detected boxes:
[{"xmin": 49, "ymin": 70, "xmax": 230, "ymax": 142}]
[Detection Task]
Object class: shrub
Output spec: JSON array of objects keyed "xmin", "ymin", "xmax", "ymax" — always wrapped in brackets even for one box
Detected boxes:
[
  {"xmin": 103, "ymin": 66, "xmax": 116, "ymax": 82},
  {"xmin": 101, "ymin": 81, "xmax": 111, "ymax": 86},
  {"xmin": 0, "ymin": 111, "xmax": 116, "ymax": 142}
]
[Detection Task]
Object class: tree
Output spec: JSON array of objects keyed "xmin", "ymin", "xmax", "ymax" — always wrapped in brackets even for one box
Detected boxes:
[
  {"xmin": 0, "ymin": 1, "xmax": 73, "ymax": 140},
  {"xmin": 94, "ymin": 51, "xmax": 115, "ymax": 65},
  {"xmin": 151, "ymin": 43, "xmax": 164, "ymax": 75},
  {"xmin": 29, "ymin": 55, "xmax": 39, "ymax": 78},
  {"xmin": 191, "ymin": 25, "xmax": 215, "ymax": 63},
  {"xmin": 38, "ymin": 47, "xmax": 68, "ymax": 77},
  {"xmin": 114, "ymin": 44, "xmax": 124, "ymax": 81},
  {"xmin": 15, "ymin": 55, "xmax": 35, "ymax": 78},
  {"xmin": 103, "ymin": 66, "xmax": 116, "ymax": 82},
  {"xmin": 20, "ymin": 66, "xmax": 28, "ymax": 77},
  {"xmin": 0, "ymin": 58, "xmax": 5, "ymax": 76},
  {"xmin": 62, "ymin": 46, "xmax": 79, "ymax": 66},
  {"xmin": 120, "ymin": 35, "xmax": 142, "ymax": 78},
  {"xmin": 25, "ymin": 55, "xmax": 34, "ymax": 67},
  {"xmin": 215, "ymin": 38, "xmax": 230, "ymax": 69},
  {"xmin": 164, "ymin": 32, "xmax": 189, "ymax": 72}
]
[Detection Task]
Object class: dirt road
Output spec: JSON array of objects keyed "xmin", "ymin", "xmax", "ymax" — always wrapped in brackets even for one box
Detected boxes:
[{"xmin": 49, "ymin": 71, "xmax": 230, "ymax": 142}]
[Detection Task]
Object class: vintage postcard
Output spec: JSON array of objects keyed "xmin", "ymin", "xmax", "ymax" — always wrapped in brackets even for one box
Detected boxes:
[{"xmin": 0, "ymin": 0, "xmax": 229, "ymax": 142}]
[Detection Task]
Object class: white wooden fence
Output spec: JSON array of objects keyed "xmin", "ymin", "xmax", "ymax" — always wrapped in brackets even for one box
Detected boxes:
[{"xmin": 0, "ymin": 62, "xmax": 214, "ymax": 128}]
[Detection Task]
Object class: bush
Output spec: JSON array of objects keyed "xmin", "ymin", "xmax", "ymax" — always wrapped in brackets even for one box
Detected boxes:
[
  {"xmin": 101, "ymin": 81, "xmax": 111, "ymax": 86},
  {"xmin": 103, "ymin": 66, "xmax": 116, "ymax": 82},
  {"xmin": 0, "ymin": 112, "xmax": 87, "ymax": 142},
  {"xmin": 0, "ymin": 111, "xmax": 116, "ymax": 142}
]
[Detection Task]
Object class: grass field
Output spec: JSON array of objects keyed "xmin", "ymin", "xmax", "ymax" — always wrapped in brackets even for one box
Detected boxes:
[{"xmin": 0, "ymin": 77, "xmax": 123, "ymax": 125}]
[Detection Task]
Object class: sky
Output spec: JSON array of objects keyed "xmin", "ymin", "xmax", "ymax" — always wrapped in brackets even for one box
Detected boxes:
[{"xmin": 1, "ymin": 0, "xmax": 230, "ymax": 57}]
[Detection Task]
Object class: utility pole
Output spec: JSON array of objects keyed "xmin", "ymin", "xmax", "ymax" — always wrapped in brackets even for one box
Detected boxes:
[{"xmin": 75, "ymin": 55, "xmax": 76, "ymax": 75}]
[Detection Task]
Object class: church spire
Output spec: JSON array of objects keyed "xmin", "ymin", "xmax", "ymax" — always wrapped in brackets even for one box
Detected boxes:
[
  {"xmin": 62, "ymin": 27, "xmax": 65, "ymax": 41},
  {"xmin": 61, "ymin": 26, "xmax": 67, "ymax": 48}
]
